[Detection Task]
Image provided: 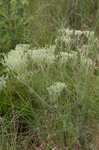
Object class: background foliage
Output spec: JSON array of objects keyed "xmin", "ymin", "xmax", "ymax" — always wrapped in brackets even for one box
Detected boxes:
[{"xmin": 0, "ymin": 0, "xmax": 99, "ymax": 52}]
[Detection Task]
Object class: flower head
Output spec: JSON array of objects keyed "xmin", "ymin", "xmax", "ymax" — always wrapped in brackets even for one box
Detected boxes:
[{"xmin": 47, "ymin": 82, "xmax": 67, "ymax": 103}]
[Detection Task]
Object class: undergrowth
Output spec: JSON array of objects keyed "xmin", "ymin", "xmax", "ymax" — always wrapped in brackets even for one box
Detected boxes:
[
  {"xmin": 0, "ymin": 28, "xmax": 99, "ymax": 150},
  {"xmin": 0, "ymin": 0, "xmax": 99, "ymax": 150}
]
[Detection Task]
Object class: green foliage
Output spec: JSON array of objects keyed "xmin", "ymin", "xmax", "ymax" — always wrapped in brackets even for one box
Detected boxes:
[
  {"xmin": 0, "ymin": 0, "xmax": 29, "ymax": 53},
  {"xmin": 0, "ymin": 0, "xmax": 99, "ymax": 149}
]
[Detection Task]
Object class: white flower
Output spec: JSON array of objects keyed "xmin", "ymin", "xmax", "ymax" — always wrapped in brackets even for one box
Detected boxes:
[
  {"xmin": 56, "ymin": 28, "xmax": 73, "ymax": 45},
  {"xmin": 80, "ymin": 55, "xmax": 93, "ymax": 69},
  {"xmin": 28, "ymin": 46, "xmax": 56, "ymax": 64},
  {"xmin": 15, "ymin": 44, "xmax": 30, "ymax": 51},
  {"xmin": 59, "ymin": 28, "xmax": 73, "ymax": 36},
  {"xmin": 78, "ymin": 44, "xmax": 90, "ymax": 57},
  {"xmin": 56, "ymin": 51, "xmax": 77, "ymax": 64},
  {"xmin": 3, "ymin": 44, "xmax": 29, "ymax": 73},
  {"xmin": 74, "ymin": 30, "xmax": 83, "ymax": 36},
  {"xmin": 2, "ymin": 44, "xmax": 56, "ymax": 83},
  {"xmin": 56, "ymin": 28, "xmax": 95, "ymax": 47},
  {"xmin": 83, "ymin": 31, "xmax": 94, "ymax": 39},
  {"xmin": 47, "ymin": 82, "xmax": 67, "ymax": 103}
]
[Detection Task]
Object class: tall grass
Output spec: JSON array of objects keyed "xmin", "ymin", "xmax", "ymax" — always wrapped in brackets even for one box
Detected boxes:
[{"xmin": 0, "ymin": 0, "xmax": 99, "ymax": 149}]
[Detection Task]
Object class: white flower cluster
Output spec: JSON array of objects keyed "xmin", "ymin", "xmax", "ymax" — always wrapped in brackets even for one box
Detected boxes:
[
  {"xmin": 1, "ymin": 27, "xmax": 95, "ymax": 93},
  {"xmin": 78, "ymin": 44, "xmax": 90, "ymax": 57},
  {"xmin": 55, "ymin": 28, "xmax": 96, "ymax": 69},
  {"xmin": 47, "ymin": 82, "xmax": 67, "ymax": 103},
  {"xmin": 56, "ymin": 28, "xmax": 95, "ymax": 46},
  {"xmin": 80, "ymin": 56, "xmax": 93, "ymax": 68},
  {"xmin": 3, "ymin": 44, "xmax": 28, "ymax": 74},
  {"xmin": 2, "ymin": 44, "xmax": 57, "ymax": 87},
  {"xmin": 15, "ymin": 44, "xmax": 30, "ymax": 51},
  {"xmin": 3, "ymin": 44, "xmax": 56, "ymax": 74},
  {"xmin": 56, "ymin": 51, "xmax": 77, "ymax": 64},
  {"xmin": 55, "ymin": 28, "xmax": 73, "ymax": 46},
  {"xmin": 27, "ymin": 45, "xmax": 56, "ymax": 65}
]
